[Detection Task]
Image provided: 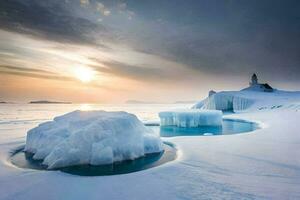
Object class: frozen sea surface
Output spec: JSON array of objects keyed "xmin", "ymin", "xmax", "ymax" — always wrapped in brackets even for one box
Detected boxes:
[{"xmin": 1, "ymin": 102, "xmax": 300, "ymax": 199}]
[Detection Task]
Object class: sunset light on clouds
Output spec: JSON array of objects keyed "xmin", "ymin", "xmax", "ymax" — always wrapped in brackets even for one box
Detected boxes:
[
  {"xmin": 1, "ymin": 1, "xmax": 300, "ymax": 199},
  {"xmin": 0, "ymin": 0, "xmax": 299, "ymax": 103}
]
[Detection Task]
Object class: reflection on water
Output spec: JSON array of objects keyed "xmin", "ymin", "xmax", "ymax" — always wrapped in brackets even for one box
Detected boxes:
[
  {"xmin": 147, "ymin": 119, "xmax": 259, "ymax": 137},
  {"xmin": 11, "ymin": 143, "xmax": 176, "ymax": 176},
  {"xmin": 79, "ymin": 104, "xmax": 93, "ymax": 111}
]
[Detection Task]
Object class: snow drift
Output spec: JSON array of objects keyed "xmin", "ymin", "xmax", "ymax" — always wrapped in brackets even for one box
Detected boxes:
[
  {"xmin": 25, "ymin": 110, "xmax": 163, "ymax": 169},
  {"xmin": 159, "ymin": 109, "xmax": 222, "ymax": 127}
]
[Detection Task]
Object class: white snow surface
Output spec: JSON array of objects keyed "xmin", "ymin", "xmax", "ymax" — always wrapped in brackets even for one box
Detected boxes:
[
  {"xmin": 159, "ymin": 109, "xmax": 222, "ymax": 127},
  {"xmin": 1, "ymin": 95, "xmax": 300, "ymax": 200},
  {"xmin": 24, "ymin": 110, "xmax": 163, "ymax": 169}
]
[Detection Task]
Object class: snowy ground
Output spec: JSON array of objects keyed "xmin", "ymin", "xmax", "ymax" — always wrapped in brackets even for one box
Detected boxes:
[{"xmin": 0, "ymin": 102, "xmax": 300, "ymax": 199}]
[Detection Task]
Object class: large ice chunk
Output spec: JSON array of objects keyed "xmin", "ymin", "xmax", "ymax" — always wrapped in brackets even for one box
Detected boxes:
[
  {"xmin": 25, "ymin": 110, "xmax": 163, "ymax": 169},
  {"xmin": 159, "ymin": 109, "xmax": 222, "ymax": 127}
]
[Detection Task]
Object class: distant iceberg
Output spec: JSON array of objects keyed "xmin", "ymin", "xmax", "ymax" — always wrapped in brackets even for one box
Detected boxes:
[
  {"xmin": 25, "ymin": 110, "xmax": 163, "ymax": 169},
  {"xmin": 159, "ymin": 109, "xmax": 222, "ymax": 128}
]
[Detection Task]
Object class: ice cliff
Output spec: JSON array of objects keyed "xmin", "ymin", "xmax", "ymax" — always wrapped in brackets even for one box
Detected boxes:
[
  {"xmin": 159, "ymin": 109, "xmax": 222, "ymax": 127},
  {"xmin": 193, "ymin": 90, "xmax": 300, "ymax": 112}
]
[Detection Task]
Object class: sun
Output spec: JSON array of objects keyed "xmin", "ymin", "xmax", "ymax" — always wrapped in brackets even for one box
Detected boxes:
[{"xmin": 74, "ymin": 66, "xmax": 95, "ymax": 83}]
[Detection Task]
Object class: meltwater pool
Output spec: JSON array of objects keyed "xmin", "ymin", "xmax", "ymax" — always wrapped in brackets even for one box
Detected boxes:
[
  {"xmin": 146, "ymin": 118, "xmax": 259, "ymax": 137},
  {"xmin": 10, "ymin": 143, "xmax": 177, "ymax": 176}
]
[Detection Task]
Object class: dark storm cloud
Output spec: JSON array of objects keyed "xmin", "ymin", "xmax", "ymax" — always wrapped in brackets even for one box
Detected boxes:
[
  {"xmin": 0, "ymin": 0, "xmax": 111, "ymax": 45},
  {"xmin": 125, "ymin": 0, "xmax": 300, "ymax": 81}
]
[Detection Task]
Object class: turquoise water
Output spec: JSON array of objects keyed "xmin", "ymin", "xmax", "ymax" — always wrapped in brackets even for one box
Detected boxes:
[
  {"xmin": 147, "ymin": 119, "xmax": 259, "ymax": 137},
  {"xmin": 10, "ymin": 143, "xmax": 176, "ymax": 176}
]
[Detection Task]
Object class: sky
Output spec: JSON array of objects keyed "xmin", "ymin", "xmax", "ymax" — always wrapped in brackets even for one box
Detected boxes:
[{"xmin": 0, "ymin": 0, "xmax": 299, "ymax": 103}]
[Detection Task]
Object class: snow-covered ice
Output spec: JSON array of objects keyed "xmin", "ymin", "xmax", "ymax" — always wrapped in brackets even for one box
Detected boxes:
[
  {"xmin": 1, "ymin": 93, "xmax": 300, "ymax": 199},
  {"xmin": 159, "ymin": 109, "xmax": 222, "ymax": 127},
  {"xmin": 24, "ymin": 110, "xmax": 163, "ymax": 169},
  {"xmin": 193, "ymin": 89, "xmax": 300, "ymax": 112}
]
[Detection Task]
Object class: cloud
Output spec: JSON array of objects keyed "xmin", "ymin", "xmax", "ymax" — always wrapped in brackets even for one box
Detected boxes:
[
  {"xmin": 89, "ymin": 58, "xmax": 168, "ymax": 81},
  {"xmin": 118, "ymin": 2, "xmax": 127, "ymax": 10},
  {"xmin": 0, "ymin": 64, "xmax": 122, "ymax": 91},
  {"xmin": 0, "ymin": 65, "xmax": 57, "ymax": 75},
  {"xmin": 117, "ymin": 0, "xmax": 300, "ymax": 82},
  {"xmin": 0, "ymin": 0, "xmax": 299, "ymax": 88},
  {"xmin": 117, "ymin": 2, "xmax": 135, "ymax": 20},
  {"xmin": 96, "ymin": 2, "xmax": 111, "ymax": 16},
  {"xmin": 0, "ymin": 64, "xmax": 72, "ymax": 81},
  {"xmin": 80, "ymin": 0, "xmax": 89, "ymax": 6},
  {"xmin": 0, "ymin": 0, "xmax": 112, "ymax": 45}
]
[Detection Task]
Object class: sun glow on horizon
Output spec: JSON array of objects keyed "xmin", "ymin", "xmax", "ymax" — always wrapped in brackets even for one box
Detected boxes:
[
  {"xmin": 79, "ymin": 104, "xmax": 93, "ymax": 111},
  {"xmin": 74, "ymin": 66, "xmax": 95, "ymax": 83}
]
